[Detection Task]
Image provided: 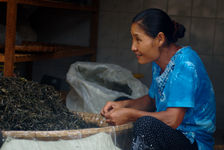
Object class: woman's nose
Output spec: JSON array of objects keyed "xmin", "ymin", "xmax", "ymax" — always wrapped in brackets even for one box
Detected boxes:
[{"xmin": 131, "ymin": 43, "xmax": 137, "ymax": 52}]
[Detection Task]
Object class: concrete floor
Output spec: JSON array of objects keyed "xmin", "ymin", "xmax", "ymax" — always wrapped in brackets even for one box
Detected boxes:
[{"xmin": 214, "ymin": 129, "xmax": 224, "ymax": 150}]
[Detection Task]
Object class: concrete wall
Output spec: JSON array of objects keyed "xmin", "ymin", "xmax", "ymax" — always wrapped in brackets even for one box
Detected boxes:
[
  {"xmin": 32, "ymin": 0, "xmax": 224, "ymax": 130},
  {"xmin": 97, "ymin": 0, "xmax": 224, "ymax": 130}
]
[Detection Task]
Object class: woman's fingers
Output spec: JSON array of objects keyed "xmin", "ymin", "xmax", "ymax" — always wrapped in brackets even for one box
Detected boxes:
[
  {"xmin": 101, "ymin": 101, "xmax": 115, "ymax": 116},
  {"xmin": 100, "ymin": 108, "xmax": 105, "ymax": 116},
  {"xmin": 104, "ymin": 109, "xmax": 112, "ymax": 118},
  {"xmin": 101, "ymin": 105, "xmax": 111, "ymax": 116},
  {"xmin": 106, "ymin": 119, "xmax": 115, "ymax": 125}
]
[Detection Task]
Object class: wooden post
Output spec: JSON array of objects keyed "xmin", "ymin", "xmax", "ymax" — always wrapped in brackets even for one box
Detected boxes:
[
  {"xmin": 89, "ymin": 0, "xmax": 99, "ymax": 62},
  {"xmin": 4, "ymin": 0, "xmax": 18, "ymax": 76}
]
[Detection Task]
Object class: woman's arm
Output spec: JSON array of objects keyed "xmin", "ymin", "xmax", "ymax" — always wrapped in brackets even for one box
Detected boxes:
[
  {"xmin": 121, "ymin": 95, "xmax": 156, "ymax": 111},
  {"xmin": 101, "ymin": 95, "xmax": 155, "ymax": 116},
  {"xmin": 133, "ymin": 107, "xmax": 186, "ymax": 129},
  {"xmin": 105, "ymin": 107, "xmax": 186, "ymax": 129}
]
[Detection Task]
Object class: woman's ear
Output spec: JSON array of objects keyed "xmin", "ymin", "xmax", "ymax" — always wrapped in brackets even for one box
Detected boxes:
[{"xmin": 156, "ymin": 32, "xmax": 166, "ymax": 47}]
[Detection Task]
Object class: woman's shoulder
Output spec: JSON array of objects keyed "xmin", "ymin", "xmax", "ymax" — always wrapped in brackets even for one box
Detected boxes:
[
  {"xmin": 174, "ymin": 46, "xmax": 209, "ymax": 79},
  {"xmin": 175, "ymin": 46, "xmax": 202, "ymax": 65},
  {"xmin": 177, "ymin": 46, "xmax": 198, "ymax": 57}
]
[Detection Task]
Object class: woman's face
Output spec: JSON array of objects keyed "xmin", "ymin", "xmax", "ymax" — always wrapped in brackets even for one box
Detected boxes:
[{"xmin": 131, "ymin": 22, "xmax": 161, "ymax": 64}]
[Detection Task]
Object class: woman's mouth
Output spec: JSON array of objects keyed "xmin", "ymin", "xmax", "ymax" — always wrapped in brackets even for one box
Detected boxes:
[{"xmin": 136, "ymin": 53, "xmax": 142, "ymax": 58}]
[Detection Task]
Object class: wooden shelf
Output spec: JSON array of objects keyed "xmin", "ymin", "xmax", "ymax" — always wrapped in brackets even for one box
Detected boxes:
[
  {"xmin": 0, "ymin": 43, "xmax": 96, "ymax": 63},
  {"xmin": 0, "ymin": 0, "xmax": 99, "ymax": 76},
  {"xmin": 0, "ymin": 48, "xmax": 95, "ymax": 62},
  {"xmin": 0, "ymin": 0, "xmax": 97, "ymax": 11},
  {"xmin": 0, "ymin": 43, "xmax": 95, "ymax": 53}
]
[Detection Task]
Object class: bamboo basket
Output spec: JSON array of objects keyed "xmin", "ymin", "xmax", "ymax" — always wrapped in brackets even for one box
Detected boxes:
[{"xmin": 1, "ymin": 112, "xmax": 133, "ymax": 141}]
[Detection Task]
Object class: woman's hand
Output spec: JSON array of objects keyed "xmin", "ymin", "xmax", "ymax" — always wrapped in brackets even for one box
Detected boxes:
[
  {"xmin": 103, "ymin": 108, "xmax": 135, "ymax": 125},
  {"xmin": 100, "ymin": 101, "xmax": 126, "ymax": 117}
]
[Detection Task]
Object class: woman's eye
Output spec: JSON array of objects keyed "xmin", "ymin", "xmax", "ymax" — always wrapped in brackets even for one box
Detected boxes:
[{"xmin": 136, "ymin": 38, "xmax": 141, "ymax": 42}]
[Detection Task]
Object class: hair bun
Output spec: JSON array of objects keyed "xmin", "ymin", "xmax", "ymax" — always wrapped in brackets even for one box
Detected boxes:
[{"xmin": 173, "ymin": 21, "xmax": 186, "ymax": 41}]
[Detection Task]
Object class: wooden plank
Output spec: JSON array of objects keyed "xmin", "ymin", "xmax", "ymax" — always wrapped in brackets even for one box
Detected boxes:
[
  {"xmin": 0, "ymin": 43, "xmax": 94, "ymax": 53},
  {"xmin": 0, "ymin": 54, "xmax": 5, "ymax": 62},
  {"xmin": 0, "ymin": 46, "xmax": 96, "ymax": 62},
  {"xmin": 17, "ymin": 0, "xmax": 97, "ymax": 11},
  {"xmin": 15, "ymin": 42, "xmax": 91, "ymax": 52},
  {"xmin": 14, "ymin": 49, "xmax": 95, "ymax": 62},
  {"xmin": 0, "ymin": 0, "xmax": 97, "ymax": 11},
  {"xmin": 3, "ymin": 0, "xmax": 17, "ymax": 77}
]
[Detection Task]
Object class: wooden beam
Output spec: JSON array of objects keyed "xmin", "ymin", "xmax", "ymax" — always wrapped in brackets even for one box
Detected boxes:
[
  {"xmin": 17, "ymin": 0, "xmax": 97, "ymax": 11},
  {"xmin": 3, "ymin": 0, "xmax": 17, "ymax": 76},
  {"xmin": 0, "ymin": 54, "xmax": 5, "ymax": 62},
  {"xmin": 14, "ymin": 49, "xmax": 95, "ymax": 62},
  {"xmin": 15, "ymin": 43, "xmax": 90, "ymax": 52}
]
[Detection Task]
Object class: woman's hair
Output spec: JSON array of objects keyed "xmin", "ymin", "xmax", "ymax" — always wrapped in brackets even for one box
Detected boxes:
[{"xmin": 132, "ymin": 8, "xmax": 185, "ymax": 44}]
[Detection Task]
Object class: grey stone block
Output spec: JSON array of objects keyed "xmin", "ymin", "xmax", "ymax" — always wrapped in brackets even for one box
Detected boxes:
[
  {"xmin": 192, "ymin": 0, "xmax": 217, "ymax": 18},
  {"xmin": 216, "ymin": 109, "xmax": 224, "ymax": 130},
  {"xmin": 96, "ymin": 47, "xmax": 120, "ymax": 63},
  {"xmin": 199, "ymin": 55, "xmax": 213, "ymax": 78},
  {"xmin": 99, "ymin": 0, "xmax": 117, "ymax": 11},
  {"xmin": 98, "ymin": 12, "xmax": 119, "ymax": 48},
  {"xmin": 117, "ymin": 13, "xmax": 136, "ymax": 49},
  {"xmin": 214, "ymin": 19, "xmax": 224, "ymax": 55},
  {"xmin": 190, "ymin": 18, "xmax": 215, "ymax": 55},
  {"xmin": 211, "ymin": 56, "xmax": 224, "ymax": 93},
  {"xmin": 116, "ymin": 0, "xmax": 142, "ymax": 13},
  {"xmin": 137, "ymin": 63, "xmax": 152, "ymax": 87},
  {"xmin": 97, "ymin": 48, "xmax": 139, "ymax": 74},
  {"xmin": 216, "ymin": 91, "xmax": 224, "ymax": 130},
  {"xmin": 168, "ymin": 0, "xmax": 192, "ymax": 16},
  {"xmin": 217, "ymin": 0, "xmax": 224, "ymax": 18},
  {"xmin": 142, "ymin": 0, "xmax": 168, "ymax": 12},
  {"xmin": 116, "ymin": 48, "xmax": 139, "ymax": 73}
]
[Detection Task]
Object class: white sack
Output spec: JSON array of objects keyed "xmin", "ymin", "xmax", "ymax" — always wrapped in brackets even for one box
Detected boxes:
[
  {"xmin": 66, "ymin": 62, "xmax": 148, "ymax": 113},
  {"xmin": 1, "ymin": 132, "xmax": 120, "ymax": 150}
]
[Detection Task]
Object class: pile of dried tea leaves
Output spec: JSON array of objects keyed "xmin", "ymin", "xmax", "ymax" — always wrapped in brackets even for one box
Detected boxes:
[{"xmin": 0, "ymin": 77, "xmax": 98, "ymax": 131}]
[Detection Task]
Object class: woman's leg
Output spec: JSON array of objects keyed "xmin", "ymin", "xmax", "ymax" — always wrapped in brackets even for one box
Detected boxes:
[{"xmin": 131, "ymin": 116, "xmax": 198, "ymax": 150}]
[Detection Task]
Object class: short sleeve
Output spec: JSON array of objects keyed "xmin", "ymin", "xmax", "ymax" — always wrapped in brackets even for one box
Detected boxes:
[
  {"xmin": 149, "ymin": 79, "xmax": 155, "ymax": 99},
  {"xmin": 148, "ymin": 62, "xmax": 158, "ymax": 99},
  {"xmin": 166, "ymin": 61, "xmax": 198, "ymax": 108}
]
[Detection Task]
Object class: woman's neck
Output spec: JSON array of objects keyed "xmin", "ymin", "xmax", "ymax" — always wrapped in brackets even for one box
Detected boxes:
[{"xmin": 155, "ymin": 43, "xmax": 181, "ymax": 73}]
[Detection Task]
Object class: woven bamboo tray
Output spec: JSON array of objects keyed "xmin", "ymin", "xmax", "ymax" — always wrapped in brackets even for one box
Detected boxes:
[{"xmin": 1, "ymin": 112, "xmax": 133, "ymax": 141}]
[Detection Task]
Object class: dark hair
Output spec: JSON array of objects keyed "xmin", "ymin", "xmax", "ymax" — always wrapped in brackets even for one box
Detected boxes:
[{"xmin": 132, "ymin": 8, "xmax": 185, "ymax": 44}]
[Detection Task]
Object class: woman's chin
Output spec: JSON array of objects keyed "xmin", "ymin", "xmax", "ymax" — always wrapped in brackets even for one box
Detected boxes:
[{"xmin": 138, "ymin": 59, "xmax": 151, "ymax": 64}]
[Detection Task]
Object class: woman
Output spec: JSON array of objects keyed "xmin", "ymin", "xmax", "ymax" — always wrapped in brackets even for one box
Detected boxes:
[{"xmin": 101, "ymin": 8, "xmax": 216, "ymax": 150}]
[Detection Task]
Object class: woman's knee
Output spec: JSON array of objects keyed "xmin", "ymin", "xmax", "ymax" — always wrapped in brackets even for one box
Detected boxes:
[
  {"xmin": 133, "ymin": 116, "xmax": 159, "ymax": 133},
  {"xmin": 135, "ymin": 116, "xmax": 159, "ymax": 126}
]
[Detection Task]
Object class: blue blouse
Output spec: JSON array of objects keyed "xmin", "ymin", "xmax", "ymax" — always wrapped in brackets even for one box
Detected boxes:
[{"xmin": 149, "ymin": 46, "xmax": 216, "ymax": 150}]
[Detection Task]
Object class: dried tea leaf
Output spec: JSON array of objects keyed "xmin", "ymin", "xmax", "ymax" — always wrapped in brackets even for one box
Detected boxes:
[{"xmin": 0, "ymin": 77, "xmax": 98, "ymax": 131}]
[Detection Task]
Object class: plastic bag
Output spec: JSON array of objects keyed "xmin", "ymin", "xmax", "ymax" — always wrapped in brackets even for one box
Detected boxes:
[
  {"xmin": 0, "ymin": 132, "xmax": 120, "ymax": 150},
  {"xmin": 66, "ymin": 62, "xmax": 148, "ymax": 113}
]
